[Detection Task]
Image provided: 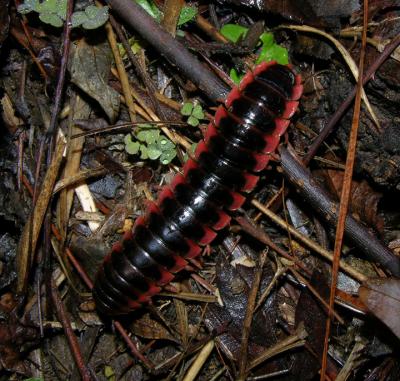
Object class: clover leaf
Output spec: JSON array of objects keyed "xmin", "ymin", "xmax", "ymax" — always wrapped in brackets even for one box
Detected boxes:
[
  {"xmin": 39, "ymin": 11, "xmax": 63, "ymax": 27},
  {"xmin": 135, "ymin": 124, "xmax": 160, "ymax": 144},
  {"xmin": 18, "ymin": 0, "xmax": 109, "ymax": 30},
  {"xmin": 17, "ymin": 0, "xmax": 39, "ymax": 14},
  {"xmin": 124, "ymin": 124, "xmax": 177, "ymax": 165},
  {"xmin": 181, "ymin": 102, "xmax": 204, "ymax": 127},
  {"xmin": 192, "ymin": 104, "xmax": 204, "ymax": 119},
  {"xmin": 181, "ymin": 102, "xmax": 194, "ymax": 116}
]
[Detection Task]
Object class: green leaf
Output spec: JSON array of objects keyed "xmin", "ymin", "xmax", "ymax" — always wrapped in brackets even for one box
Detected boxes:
[
  {"xmin": 124, "ymin": 133, "xmax": 133, "ymax": 145},
  {"xmin": 256, "ymin": 32, "xmax": 289, "ymax": 65},
  {"xmin": 37, "ymin": 0, "xmax": 58, "ymax": 13},
  {"xmin": 256, "ymin": 43, "xmax": 288, "ymax": 65},
  {"xmin": 39, "ymin": 11, "xmax": 64, "ymax": 27},
  {"xmin": 104, "ymin": 365, "xmax": 116, "ymax": 381},
  {"xmin": 23, "ymin": 379, "xmax": 44, "ymax": 381},
  {"xmin": 160, "ymin": 149, "xmax": 177, "ymax": 164},
  {"xmin": 17, "ymin": 0, "xmax": 39, "ymax": 14},
  {"xmin": 229, "ymin": 68, "xmax": 244, "ymax": 85},
  {"xmin": 181, "ymin": 102, "xmax": 193, "ymax": 116},
  {"xmin": 136, "ymin": 0, "xmax": 162, "ymax": 21},
  {"xmin": 220, "ymin": 24, "xmax": 248, "ymax": 43},
  {"xmin": 71, "ymin": 11, "xmax": 87, "ymax": 28},
  {"xmin": 192, "ymin": 104, "xmax": 204, "ymax": 120},
  {"xmin": 56, "ymin": 0, "xmax": 67, "ymax": 20},
  {"xmin": 258, "ymin": 32, "xmax": 274, "ymax": 49},
  {"xmin": 157, "ymin": 137, "xmax": 175, "ymax": 151},
  {"xmin": 139, "ymin": 145, "xmax": 148, "ymax": 160},
  {"xmin": 187, "ymin": 115, "xmax": 199, "ymax": 127},
  {"xmin": 177, "ymin": 5, "xmax": 197, "ymax": 26},
  {"xmin": 81, "ymin": 5, "xmax": 109, "ymax": 30},
  {"xmin": 147, "ymin": 144, "xmax": 162, "ymax": 160},
  {"xmin": 136, "ymin": 125, "xmax": 160, "ymax": 144},
  {"xmin": 125, "ymin": 141, "xmax": 140, "ymax": 155}
]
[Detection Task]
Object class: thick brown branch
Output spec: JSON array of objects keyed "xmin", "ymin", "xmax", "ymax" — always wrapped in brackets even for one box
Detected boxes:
[
  {"xmin": 280, "ymin": 146, "xmax": 400, "ymax": 277},
  {"xmin": 107, "ymin": 0, "xmax": 229, "ymax": 101}
]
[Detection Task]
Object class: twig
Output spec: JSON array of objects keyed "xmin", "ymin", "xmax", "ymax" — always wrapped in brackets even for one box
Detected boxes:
[
  {"xmin": 182, "ymin": 340, "xmax": 215, "ymax": 381},
  {"xmin": 104, "ymin": 15, "xmax": 136, "ymax": 122},
  {"xmin": 109, "ymin": 15, "xmax": 166, "ymax": 119},
  {"xmin": 280, "ymin": 24, "xmax": 380, "ymax": 130},
  {"xmin": 320, "ymin": 3, "xmax": 368, "ymax": 380},
  {"xmin": 251, "ymin": 199, "xmax": 367, "ymax": 283},
  {"xmin": 46, "ymin": 0, "xmax": 74, "ymax": 143},
  {"xmin": 246, "ymin": 323, "xmax": 308, "ymax": 372},
  {"xmin": 280, "ymin": 147, "xmax": 400, "ymax": 277},
  {"xmin": 17, "ymin": 134, "xmax": 66, "ymax": 293},
  {"xmin": 50, "ymin": 278, "xmax": 92, "ymax": 381},
  {"xmin": 107, "ymin": 0, "xmax": 229, "ymax": 101},
  {"xmin": 235, "ymin": 216, "xmax": 310, "ymax": 274},
  {"xmin": 255, "ymin": 258, "xmax": 287, "ymax": 311},
  {"xmin": 238, "ymin": 250, "xmax": 267, "ymax": 381},
  {"xmin": 303, "ymin": 32, "xmax": 400, "ymax": 164}
]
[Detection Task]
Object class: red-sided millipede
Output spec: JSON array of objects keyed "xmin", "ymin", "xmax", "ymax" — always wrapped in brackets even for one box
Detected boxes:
[{"xmin": 93, "ymin": 61, "xmax": 303, "ymax": 316}]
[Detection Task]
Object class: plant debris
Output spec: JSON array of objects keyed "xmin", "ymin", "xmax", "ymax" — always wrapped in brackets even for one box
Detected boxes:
[{"xmin": 0, "ymin": 1, "xmax": 399, "ymax": 380}]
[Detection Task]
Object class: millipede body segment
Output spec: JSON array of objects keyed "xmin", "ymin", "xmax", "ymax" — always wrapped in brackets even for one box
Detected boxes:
[{"xmin": 93, "ymin": 62, "xmax": 303, "ymax": 316}]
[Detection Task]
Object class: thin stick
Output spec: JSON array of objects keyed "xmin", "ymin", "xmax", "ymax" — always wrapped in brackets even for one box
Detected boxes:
[
  {"xmin": 280, "ymin": 147, "xmax": 400, "ymax": 277},
  {"xmin": 251, "ymin": 199, "xmax": 367, "ymax": 283},
  {"xmin": 320, "ymin": 2, "xmax": 368, "ymax": 380},
  {"xmin": 303, "ymin": 32, "xmax": 400, "ymax": 164},
  {"xmin": 182, "ymin": 340, "xmax": 215, "ymax": 381},
  {"xmin": 104, "ymin": 19, "xmax": 136, "ymax": 122},
  {"xmin": 50, "ymin": 278, "xmax": 92, "ymax": 381},
  {"xmin": 238, "ymin": 251, "xmax": 267, "ymax": 380}
]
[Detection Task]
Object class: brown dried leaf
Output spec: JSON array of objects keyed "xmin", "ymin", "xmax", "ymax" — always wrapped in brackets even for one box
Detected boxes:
[
  {"xmin": 359, "ymin": 278, "xmax": 400, "ymax": 339},
  {"xmin": 16, "ymin": 136, "xmax": 66, "ymax": 293},
  {"xmin": 315, "ymin": 163, "xmax": 384, "ymax": 233},
  {"xmin": 132, "ymin": 313, "xmax": 179, "ymax": 343}
]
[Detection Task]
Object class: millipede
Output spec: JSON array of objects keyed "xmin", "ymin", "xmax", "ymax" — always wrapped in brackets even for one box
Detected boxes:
[{"xmin": 93, "ymin": 61, "xmax": 303, "ymax": 316}]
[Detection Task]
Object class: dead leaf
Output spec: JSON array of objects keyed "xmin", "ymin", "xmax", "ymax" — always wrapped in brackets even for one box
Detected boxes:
[
  {"xmin": 69, "ymin": 39, "xmax": 120, "ymax": 123},
  {"xmin": 132, "ymin": 313, "xmax": 180, "ymax": 343},
  {"xmin": 315, "ymin": 161, "xmax": 384, "ymax": 233},
  {"xmin": 359, "ymin": 278, "xmax": 400, "ymax": 339}
]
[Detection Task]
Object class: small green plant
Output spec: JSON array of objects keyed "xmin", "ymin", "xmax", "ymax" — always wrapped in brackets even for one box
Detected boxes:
[
  {"xmin": 124, "ymin": 124, "xmax": 177, "ymax": 165},
  {"xmin": 220, "ymin": 24, "xmax": 289, "ymax": 84},
  {"xmin": 181, "ymin": 102, "xmax": 205, "ymax": 127},
  {"xmin": 18, "ymin": 0, "xmax": 109, "ymax": 29},
  {"xmin": 104, "ymin": 365, "xmax": 116, "ymax": 381},
  {"xmin": 136, "ymin": 0, "xmax": 197, "ymax": 26}
]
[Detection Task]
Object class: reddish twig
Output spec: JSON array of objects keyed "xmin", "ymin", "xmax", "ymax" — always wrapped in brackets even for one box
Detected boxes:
[
  {"xmin": 50, "ymin": 277, "xmax": 92, "ymax": 381},
  {"xmin": 46, "ymin": 0, "xmax": 74, "ymax": 144},
  {"xmin": 320, "ymin": 2, "xmax": 368, "ymax": 380}
]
